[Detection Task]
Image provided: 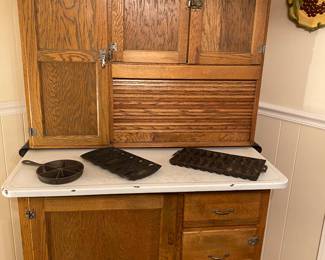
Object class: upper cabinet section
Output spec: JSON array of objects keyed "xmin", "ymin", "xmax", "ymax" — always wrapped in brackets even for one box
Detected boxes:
[
  {"xmin": 188, "ymin": 0, "xmax": 270, "ymax": 65},
  {"xmin": 111, "ymin": 0, "xmax": 269, "ymax": 65},
  {"xmin": 18, "ymin": 0, "xmax": 109, "ymax": 148},
  {"xmin": 111, "ymin": 0, "xmax": 190, "ymax": 63}
]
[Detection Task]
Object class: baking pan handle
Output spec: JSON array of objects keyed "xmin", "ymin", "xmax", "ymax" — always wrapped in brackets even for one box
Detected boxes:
[{"xmin": 22, "ymin": 160, "xmax": 44, "ymax": 167}]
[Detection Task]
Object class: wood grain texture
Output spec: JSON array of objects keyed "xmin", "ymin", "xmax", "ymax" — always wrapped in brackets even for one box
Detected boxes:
[
  {"xmin": 38, "ymin": 50, "xmax": 97, "ymax": 62},
  {"xmin": 201, "ymin": 0, "xmax": 255, "ymax": 53},
  {"xmin": 182, "ymin": 227, "xmax": 258, "ymax": 260},
  {"xmin": 35, "ymin": 0, "xmax": 104, "ymax": 50},
  {"xmin": 40, "ymin": 62, "xmax": 98, "ymax": 136},
  {"xmin": 188, "ymin": 0, "xmax": 270, "ymax": 65},
  {"xmin": 112, "ymin": 79, "xmax": 256, "ymax": 146},
  {"xmin": 124, "ymin": 0, "xmax": 179, "ymax": 51},
  {"xmin": 112, "ymin": 0, "xmax": 189, "ymax": 63},
  {"xmin": 19, "ymin": 194, "xmax": 178, "ymax": 260},
  {"xmin": 47, "ymin": 210, "xmax": 161, "ymax": 260},
  {"xmin": 112, "ymin": 64, "xmax": 261, "ymax": 79},
  {"xmin": 183, "ymin": 191, "xmax": 262, "ymax": 227}
]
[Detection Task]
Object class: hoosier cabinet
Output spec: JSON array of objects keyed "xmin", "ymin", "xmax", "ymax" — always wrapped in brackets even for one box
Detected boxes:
[{"xmin": 1, "ymin": 0, "xmax": 286, "ymax": 259}]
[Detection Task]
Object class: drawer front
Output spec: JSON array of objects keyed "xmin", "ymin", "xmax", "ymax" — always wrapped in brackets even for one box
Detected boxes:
[
  {"xmin": 182, "ymin": 228, "xmax": 259, "ymax": 260},
  {"xmin": 184, "ymin": 191, "xmax": 262, "ymax": 227},
  {"xmin": 112, "ymin": 79, "xmax": 257, "ymax": 147}
]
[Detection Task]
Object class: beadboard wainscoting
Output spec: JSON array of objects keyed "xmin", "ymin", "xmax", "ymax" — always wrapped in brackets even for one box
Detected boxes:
[
  {"xmin": 257, "ymin": 102, "xmax": 325, "ymax": 260},
  {"xmin": 0, "ymin": 101, "xmax": 26, "ymax": 260}
]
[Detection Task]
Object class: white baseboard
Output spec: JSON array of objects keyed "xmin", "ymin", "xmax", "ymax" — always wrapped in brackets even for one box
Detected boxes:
[
  {"xmin": 0, "ymin": 101, "xmax": 25, "ymax": 116},
  {"xmin": 258, "ymin": 102, "xmax": 325, "ymax": 130}
]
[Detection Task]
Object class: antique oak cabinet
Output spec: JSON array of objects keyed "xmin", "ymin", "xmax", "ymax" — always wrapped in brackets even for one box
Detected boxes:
[
  {"xmin": 18, "ymin": 0, "xmax": 271, "ymax": 148},
  {"xmin": 15, "ymin": 0, "xmax": 273, "ymax": 259}
]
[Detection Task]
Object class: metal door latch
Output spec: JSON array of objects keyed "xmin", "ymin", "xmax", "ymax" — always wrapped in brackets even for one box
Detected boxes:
[
  {"xmin": 188, "ymin": 0, "xmax": 203, "ymax": 9},
  {"xmin": 98, "ymin": 43, "xmax": 117, "ymax": 68}
]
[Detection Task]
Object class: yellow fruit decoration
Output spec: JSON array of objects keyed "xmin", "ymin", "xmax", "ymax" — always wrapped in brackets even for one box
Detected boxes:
[{"xmin": 288, "ymin": 0, "xmax": 325, "ymax": 31}]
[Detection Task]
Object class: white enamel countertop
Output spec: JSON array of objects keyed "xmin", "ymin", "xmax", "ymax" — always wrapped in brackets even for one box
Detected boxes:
[{"xmin": 1, "ymin": 147, "xmax": 288, "ymax": 198}]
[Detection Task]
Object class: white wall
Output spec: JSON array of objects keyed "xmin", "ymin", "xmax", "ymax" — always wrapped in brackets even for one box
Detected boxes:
[
  {"xmin": 257, "ymin": 0, "xmax": 325, "ymax": 259},
  {"xmin": 0, "ymin": 1, "xmax": 26, "ymax": 260}
]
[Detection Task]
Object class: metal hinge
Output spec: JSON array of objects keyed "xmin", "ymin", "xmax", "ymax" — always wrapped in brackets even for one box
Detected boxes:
[
  {"xmin": 248, "ymin": 236, "xmax": 259, "ymax": 246},
  {"xmin": 28, "ymin": 128, "xmax": 37, "ymax": 137},
  {"xmin": 25, "ymin": 209, "xmax": 36, "ymax": 220},
  {"xmin": 98, "ymin": 43, "xmax": 117, "ymax": 68},
  {"xmin": 258, "ymin": 45, "xmax": 266, "ymax": 54},
  {"xmin": 108, "ymin": 43, "xmax": 117, "ymax": 61}
]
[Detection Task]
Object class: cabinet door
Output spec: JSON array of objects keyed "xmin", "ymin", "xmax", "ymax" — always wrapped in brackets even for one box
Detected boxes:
[
  {"xmin": 18, "ymin": 0, "xmax": 110, "ymax": 148},
  {"xmin": 111, "ymin": 0, "xmax": 189, "ymax": 63},
  {"xmin": 188, "ymin": 0, "xmax": 270, "ymax": 64},
  {"xmin": 18, "ymin": 194, "xmax": 179, "ymax": 260}
]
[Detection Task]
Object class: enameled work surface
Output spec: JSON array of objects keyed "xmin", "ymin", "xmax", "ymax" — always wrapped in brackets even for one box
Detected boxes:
[{"xmin": 1, "ymin": 147, "xmax": 288, "ymax": 198}]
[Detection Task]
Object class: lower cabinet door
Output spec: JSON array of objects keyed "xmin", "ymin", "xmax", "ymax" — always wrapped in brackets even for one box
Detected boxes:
[
  {"xmin": 182, "ymin": 227, "xmax": 260, "ymax": 260},
  {"xmin": 18, "ymin": 194, "xmax": 179, "ymax": 260}
]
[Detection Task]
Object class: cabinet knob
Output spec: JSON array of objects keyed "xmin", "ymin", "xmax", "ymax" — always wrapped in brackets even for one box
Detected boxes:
[
  {"xmin": 208, "ymin": 253, "xmax": 230, "ymax": 260},
  {"xmin": 212, "ymin": 208, "xmax": 234, "ymax": 215}
]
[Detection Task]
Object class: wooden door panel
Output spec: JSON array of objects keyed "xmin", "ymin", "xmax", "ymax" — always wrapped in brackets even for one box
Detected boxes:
[
  {"xmin": 18, "ymin": 0, "xmax": 109, "ymax": 148},
  {"xmin": 182, "ymin": 227, "xmax": 259, "ymax": 260},
  {"xmin": 35, "ymin": 0, "xmax": 104, "ymax": 50},
  {"xmin": 47, "ymin": 210, "xmax": 161, "ymax": 260},
  {"xmin": 18, "ymin": 195, "xmax": 179, "ymax": 260},
  {"xmin": 112, "ymin": 79, "xmax": 258, "ymax": 147},
  {"xmin": 112, "ymin": 0, "xmax": 189, "ymax": 63},
  {"xmin": 40, "ymin": 62, "xmax": 98, "ymax": 136},
  {"xmin": 188, "ymin": 0, "xmax": 270, "ymax": 64}
]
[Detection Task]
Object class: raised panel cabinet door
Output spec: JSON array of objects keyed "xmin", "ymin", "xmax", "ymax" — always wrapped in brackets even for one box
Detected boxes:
[
  {"xmin": 18, "ymin": 195, "xmax": 179, "ymax": 260},
  {"xmin": 111, "ymin": 0, "xmax": 190, "ymax": 63},
  {"xmin": 188, "ymin": 0, "xmax": 270, "ymax": 64},
  {"xmin": 17, "ymin": 0, "xmax": 110, "ymax": 148}
]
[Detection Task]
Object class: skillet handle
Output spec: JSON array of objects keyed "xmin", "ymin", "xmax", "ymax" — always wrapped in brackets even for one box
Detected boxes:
[{"xmin": 22, "ymin": 160, "xmax": 44, "ymax": 167}]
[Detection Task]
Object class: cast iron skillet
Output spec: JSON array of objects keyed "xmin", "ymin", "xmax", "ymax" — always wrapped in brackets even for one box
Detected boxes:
[{"xmin": 22, "ymin": 160, "xmax": 84, "ymax": 185}]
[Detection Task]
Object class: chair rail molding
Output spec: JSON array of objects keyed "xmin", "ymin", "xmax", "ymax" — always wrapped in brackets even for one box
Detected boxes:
[
  {"xmin": 0, "ymin": 101, "xmax": 25, "ymax": 116},
  {"xmin": 258, "ymin": 102, "xmax": 325, "ymax": 130}
]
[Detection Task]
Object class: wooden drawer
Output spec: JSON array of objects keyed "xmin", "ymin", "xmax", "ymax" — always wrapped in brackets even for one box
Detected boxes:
[
  {"xmin": 182, "ymin": 227, "xmax": 259, "ymax": 260},
  {"xmin": 184, "ymin": 191, "xmax": 263, "ymax": 227},
  {"xmin": 112, "ymin": 79, "xmax": 258, "ymax": 147}
]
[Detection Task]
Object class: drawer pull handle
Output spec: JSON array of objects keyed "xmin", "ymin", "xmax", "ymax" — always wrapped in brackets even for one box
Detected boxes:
[
  {"xmin": 213, "ymin": 208, "xmax": 234, "ymax": 215},
  {"xmin": 208, "ymin": 253, "xmax": 230, "ymax": 260}
]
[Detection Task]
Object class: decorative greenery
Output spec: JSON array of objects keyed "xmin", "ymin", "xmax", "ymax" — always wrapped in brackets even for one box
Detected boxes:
[{"xmin": 288, "ymin": 0, "xmax": 325, "ymax": 31}]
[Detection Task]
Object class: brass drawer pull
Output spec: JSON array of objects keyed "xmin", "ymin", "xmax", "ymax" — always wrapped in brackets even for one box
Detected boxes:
[
  {"xmin": 208, "ymin": 253, "xmax": 230, "ymax": 260},
  {"xmin": 213, "ymin": 208, "xmax": 234, "ymax": 215}
]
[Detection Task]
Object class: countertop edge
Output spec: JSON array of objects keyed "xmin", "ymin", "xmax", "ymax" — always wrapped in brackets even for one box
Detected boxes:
[{"xmin": 2, "ymin": 179, "xmax": 288, "ymax": 198}]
